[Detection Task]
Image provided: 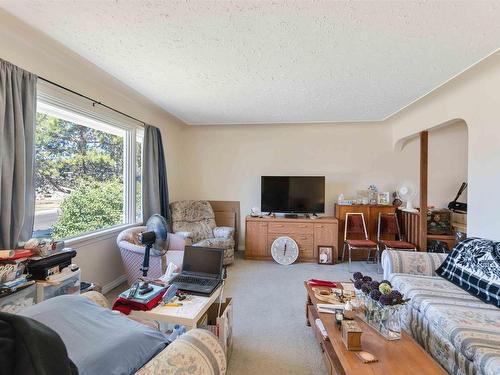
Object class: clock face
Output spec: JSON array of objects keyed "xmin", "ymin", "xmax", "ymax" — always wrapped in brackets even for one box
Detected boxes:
[{"xmin": 271, "ymin": 236, "xmax": 299, "ymax": 265}]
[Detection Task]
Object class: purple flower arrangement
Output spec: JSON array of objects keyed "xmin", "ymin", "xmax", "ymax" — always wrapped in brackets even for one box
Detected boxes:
[{"xmin": 352, "ymin": 272, "xmax": 407, "ymax": 306}]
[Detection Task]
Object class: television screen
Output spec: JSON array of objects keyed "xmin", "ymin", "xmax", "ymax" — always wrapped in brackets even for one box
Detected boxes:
[{"xmin": 261, "ymin": 176, "xmax": 325, "ymax": 213}]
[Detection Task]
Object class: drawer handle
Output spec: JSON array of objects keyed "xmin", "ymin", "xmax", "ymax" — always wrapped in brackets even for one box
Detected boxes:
[
  {"xmin": 300, "ymin": 236, "xmax": 307, "ymax": 240},
  {"xmin": 299, "ymin": 225, "xmax": 307, "ymax": 228},
  {"xmin": 316, "ymin": 225, "xmax": 323, "ymax": 228},
  {"xmin": 276, "ymin": 224, "xmax": 284, "ymax": 227}
]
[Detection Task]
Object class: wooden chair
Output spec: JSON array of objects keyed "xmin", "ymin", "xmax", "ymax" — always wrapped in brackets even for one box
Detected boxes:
[
  {"xmin": 341, "ymin": 213, "xmax": 378, "ymax": 272},
  {"xmin": 377, "ymin": 213, "xmax": 417, "ymax": 263}
]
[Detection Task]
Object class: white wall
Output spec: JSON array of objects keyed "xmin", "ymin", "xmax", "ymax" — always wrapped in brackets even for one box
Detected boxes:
[
  {"xmin": 0, "ymin": 9, "xmax": 186, "ymax": 288},
  {"xmin": 397, "ymin": 121, "xmax": 468, "ymax": 209},
  {"xmin": 389, "ymin": 50, "xmax": 500, "ymax": 240},
  {"xmin": 177, "ymin": 121, "xmax": 468, "ymax": 246}
]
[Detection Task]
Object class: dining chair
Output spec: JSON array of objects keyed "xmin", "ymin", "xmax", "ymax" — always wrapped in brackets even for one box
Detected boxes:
[
  {"xmin": 377, "ymin": 212, "xmax": 417, "ymax": 254},
  {"xmin": 341, "ymin": 213, "xmax": 379, "ymax": 272}
]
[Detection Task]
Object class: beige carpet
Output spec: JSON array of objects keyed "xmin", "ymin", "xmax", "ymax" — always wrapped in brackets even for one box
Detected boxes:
[
  {"xmin": 106, "ymin": 252, "xmax": 378, "ymax": 375},
  {"xmin": 224, "ymin": 252, "xmax": 378, "ymax": 375}
]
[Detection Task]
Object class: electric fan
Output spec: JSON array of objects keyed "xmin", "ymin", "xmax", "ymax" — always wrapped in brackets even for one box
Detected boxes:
[
  {"xmin": 396, "ymin": 183, "xmax": 418, "ymax": 212},
  {"xmin": 134, "ymin": 214, "xmax": 170, "ymax": 293}
]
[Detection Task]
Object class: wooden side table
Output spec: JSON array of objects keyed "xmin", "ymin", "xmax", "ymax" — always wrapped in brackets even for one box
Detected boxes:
[{"xmin": 130, "ymin": 286, "xmax": 223, "ymax": 330}]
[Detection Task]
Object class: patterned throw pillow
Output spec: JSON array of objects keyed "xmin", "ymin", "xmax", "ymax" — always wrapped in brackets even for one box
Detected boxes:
[{"xmin": 436, "ymin": 237, "xmax": 500, "ymax": 307}]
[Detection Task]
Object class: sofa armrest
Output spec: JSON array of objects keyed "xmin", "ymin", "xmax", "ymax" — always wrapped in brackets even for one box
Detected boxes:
[
  {"xmin": 213, "ymin": 226, "xmax": 234, "ymax": 240},
  {"xmin": 81, "ymin": 291, "xmax": 110, "ymax": 309},
  {"xmin": 135, "ymin": 329, "xmax": 226, "ymax": 375},
  {"xmin": 381, "ymin": 250, "xmax": 448, "ymax": 280}
]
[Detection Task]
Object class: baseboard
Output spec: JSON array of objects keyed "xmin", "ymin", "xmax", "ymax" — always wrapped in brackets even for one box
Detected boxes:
[{"xmin": 102, "ymin": 274, "xmax": 127, "ymax": 294}]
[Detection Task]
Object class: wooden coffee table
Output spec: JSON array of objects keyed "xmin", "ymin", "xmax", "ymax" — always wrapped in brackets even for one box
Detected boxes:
[{"xmin": 305, "ymin": 282, "xmax": 447, "ymax": 375}]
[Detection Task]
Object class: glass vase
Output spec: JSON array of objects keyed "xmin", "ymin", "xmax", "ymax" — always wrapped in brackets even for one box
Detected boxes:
[{"xmin": 358, "ymin": 294, "xmax": 402, "ymax": 341}]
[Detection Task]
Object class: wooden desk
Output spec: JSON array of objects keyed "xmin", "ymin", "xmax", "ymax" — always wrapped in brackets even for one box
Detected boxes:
[{"xmin": 305, "ymin": 282, "xmax": 446, "ymax": 375}]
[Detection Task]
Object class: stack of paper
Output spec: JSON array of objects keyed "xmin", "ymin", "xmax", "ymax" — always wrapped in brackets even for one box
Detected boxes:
[{"xmin": 315, "ymin": 318, "xmax": 328, "ymax": 340}]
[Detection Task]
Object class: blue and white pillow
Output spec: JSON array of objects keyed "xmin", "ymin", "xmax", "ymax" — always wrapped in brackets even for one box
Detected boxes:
[{"xmin": 436, "ymin": 237, "xmax": 500, "ymax": 307}]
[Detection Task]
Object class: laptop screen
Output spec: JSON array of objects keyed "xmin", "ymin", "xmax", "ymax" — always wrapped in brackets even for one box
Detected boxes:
[{"xmin": 182, "ymin": 246, "xmax": 223, "ymax": 277}]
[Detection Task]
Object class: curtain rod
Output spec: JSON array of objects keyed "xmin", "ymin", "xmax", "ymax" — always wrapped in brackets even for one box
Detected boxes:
[{"xmin": 38, "ymin": 76, "xmax": 146, "ymax": 126}]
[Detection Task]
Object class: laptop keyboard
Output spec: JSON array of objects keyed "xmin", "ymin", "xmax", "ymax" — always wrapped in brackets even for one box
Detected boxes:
[{"xmin": 174, "ymin": 276, "xmax": 218, "ymax": 287}]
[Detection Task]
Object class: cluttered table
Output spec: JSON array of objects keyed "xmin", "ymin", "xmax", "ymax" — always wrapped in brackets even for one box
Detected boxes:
[
  {"xmin": 304, "ymin": 281, "xmax": 446, "ymax": 375},
  {"xmin": 129, "ymin": 285, "xmax": 223, "ymax": 329}
]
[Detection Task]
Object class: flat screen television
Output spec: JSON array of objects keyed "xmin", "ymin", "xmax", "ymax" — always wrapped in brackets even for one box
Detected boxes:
[{"xmin": 261, "ymin": 176, "xmax": 325, "ymax": 214}]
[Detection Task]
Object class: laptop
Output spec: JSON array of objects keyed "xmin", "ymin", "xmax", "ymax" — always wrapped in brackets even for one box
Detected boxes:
[{"xmin": 170, "ymin": 246, "xmax": 224, "ymax": 296}]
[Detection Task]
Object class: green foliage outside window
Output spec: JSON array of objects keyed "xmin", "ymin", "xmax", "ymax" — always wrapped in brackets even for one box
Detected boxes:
[
  {"xmin": 52, "ymin": 179, "xmax": 123, "ymax": 239},
  {"xmin": 35, "ymin": 112, "xmax": 126, "ymax": 239}
]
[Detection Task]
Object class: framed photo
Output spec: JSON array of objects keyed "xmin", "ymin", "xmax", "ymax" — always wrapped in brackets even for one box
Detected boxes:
[
  {"xmin": 318, "ymin": 246, "xmax": 334, "ymax": 265},
  {"xmin": 377, "ymin": 192, "xmax": 390, "ymax": 205}
]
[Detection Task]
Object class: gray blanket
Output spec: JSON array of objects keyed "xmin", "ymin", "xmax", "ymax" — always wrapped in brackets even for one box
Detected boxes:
[{"xmin": 20, "ymin": 295, "xmax": 169, "ymax": 375}]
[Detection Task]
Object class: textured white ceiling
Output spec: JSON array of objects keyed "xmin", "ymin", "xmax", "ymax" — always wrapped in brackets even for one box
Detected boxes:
[{"xmin": 2, "ymin": 1, "xmax": 500, "ymax": 125}]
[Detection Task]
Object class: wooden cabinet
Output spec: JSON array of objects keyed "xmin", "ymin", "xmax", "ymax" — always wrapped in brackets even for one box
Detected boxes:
[
  {"xmin": 334, "ymin": 204, "xmax": 396, "ymax": 260},
  {"xmin": 245, "ymin": 221, "xmax": 269, "ymax": 258},
  {"xmin": 245, "ymin": 216, "xmax": 338, "ymax": 263}
]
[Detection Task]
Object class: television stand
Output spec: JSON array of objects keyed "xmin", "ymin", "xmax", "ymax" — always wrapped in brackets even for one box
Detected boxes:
[
  {"xmin": 304, "ymin": 213, "xmax": 319, "ymax": 219},
  {"xmin": 245, "ymin": 216, "xmax": 338, "ymax": 262},
  {"xmin": 284, "ymin": 213, "xmax": 299, "ymax": 219}
]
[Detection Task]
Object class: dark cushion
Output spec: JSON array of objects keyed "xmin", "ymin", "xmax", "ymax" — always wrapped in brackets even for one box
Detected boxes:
[
  {"xmin": 345, "ymin": 239, "xmax": 377, "ymax": 248},
  {"xmin": 436, "ymin": 238, "xmax": 500, "ymax": 307},
  {"xmin": 379, "ymin": 240, "xmax": 416, "ymax": 249},
  {"xmin": 0, "ymin": 311, "xmax": 78, "ymax": 375}
]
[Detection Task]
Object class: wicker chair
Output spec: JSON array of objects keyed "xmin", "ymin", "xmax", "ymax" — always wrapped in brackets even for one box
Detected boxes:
[{"xmin": 117, "ymin": 226, "xmax": 186, "ymax": 286}]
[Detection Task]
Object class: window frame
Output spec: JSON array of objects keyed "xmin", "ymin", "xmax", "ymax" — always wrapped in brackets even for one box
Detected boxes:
[{"xmin": 35, "ymin": 81, "xmax": 144, "ymax": 242}]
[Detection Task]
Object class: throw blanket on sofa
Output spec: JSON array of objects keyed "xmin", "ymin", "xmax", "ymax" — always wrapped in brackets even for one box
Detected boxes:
[
  {"xmin": 436, "ymin": 237, "xmax": 500, "ymax": 307},
  {"xmin": 0, "ymin": 311, "xmax": 79, "ymax": 375}
]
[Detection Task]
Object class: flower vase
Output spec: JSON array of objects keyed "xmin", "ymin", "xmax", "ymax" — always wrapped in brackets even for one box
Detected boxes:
[{"xmin": 359, "ymin": 294, "xmax": 402, "ymax": 340}]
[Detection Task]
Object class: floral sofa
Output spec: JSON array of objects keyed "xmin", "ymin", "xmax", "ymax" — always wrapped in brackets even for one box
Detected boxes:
[
  {"xmin": 382, "ymin": 243, "xmax": 500, "ymax": 375},
  {"xmin": 170, "ymin": 200, "xmax": 235, "ymax": 265}
]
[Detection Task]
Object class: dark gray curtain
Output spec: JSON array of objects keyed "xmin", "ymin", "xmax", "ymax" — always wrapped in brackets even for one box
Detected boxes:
[
  {"xmin": 0, "ymin": 59, "xmax": 37, "ymax": 248},
  {"xmin": 142, "ymin": 124, "xmax": 169, "ymax": 223}
]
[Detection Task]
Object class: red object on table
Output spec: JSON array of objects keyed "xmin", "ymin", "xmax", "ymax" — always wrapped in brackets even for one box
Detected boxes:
[
  {"xmin": 0, "ymin": 249, "xmax": 34, "ymax": 260},
  {"xmin": 307, "ymin": 279, "xmax": 337, "ymax": 288},
  {"xmin": 112, "ymin": 289, "xmax": 166, "ymax": 315}
]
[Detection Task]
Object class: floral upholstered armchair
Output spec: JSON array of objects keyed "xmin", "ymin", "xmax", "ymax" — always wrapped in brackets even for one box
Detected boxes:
[{"xmin": 170, "ymin": 200, "xmax": 235, "ymax": 265}]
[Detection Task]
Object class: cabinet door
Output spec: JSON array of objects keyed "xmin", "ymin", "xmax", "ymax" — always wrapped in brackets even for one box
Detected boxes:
[
  {"xmin": 245, "ymin": 221, "xmax": 269, "ymax": 258},
  {"xmin": 314, "ymin": 223, "xmax": 337, "ymax": 263}
]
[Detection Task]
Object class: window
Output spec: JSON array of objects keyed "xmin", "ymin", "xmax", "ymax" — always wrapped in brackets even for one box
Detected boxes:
[{"xmin": 33, "ymin": 83, "xmax": 143, "ymax": 240}]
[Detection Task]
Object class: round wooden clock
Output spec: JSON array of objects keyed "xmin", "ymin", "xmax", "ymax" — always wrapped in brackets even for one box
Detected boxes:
[{"xmin": 271, "ymin": 236, "xmax": 299, "ymax": 265}]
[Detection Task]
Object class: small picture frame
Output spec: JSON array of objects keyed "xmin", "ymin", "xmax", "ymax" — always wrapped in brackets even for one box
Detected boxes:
[
  {"xmin": 318, "ymin": 246, "xmax": 334, "ymax": 265},
  {"xmin": 377, "ymin": 192, "xmax": 390, "ymax": 205}
]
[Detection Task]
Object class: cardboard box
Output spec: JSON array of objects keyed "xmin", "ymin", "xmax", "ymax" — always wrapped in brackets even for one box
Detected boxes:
[
  {"xmin": 451, "ymin": 212, "xmax": 467, "ymax": 225},
  {"xmin": 201, "ymin": 298, "xmax": 233, "ymax": 360},
  {"xmin": 341, "ymin": 320, "xmax": 362, "ymax": 351}
]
